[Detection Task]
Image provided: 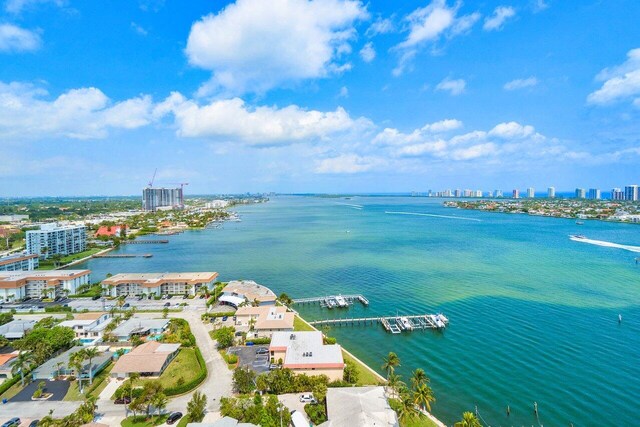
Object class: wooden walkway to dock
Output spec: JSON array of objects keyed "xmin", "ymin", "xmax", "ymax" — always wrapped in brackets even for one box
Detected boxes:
[
  {"xmin": 309, "ymin": 313, "xmax": 448, "ymax": 334},
  {"xmin": 122, "ymin": 239, "xmax": 169, "ymax": 244},
  {"xmin": 292, "ymin": 294, "xmax": 369, "ymax": 307}
]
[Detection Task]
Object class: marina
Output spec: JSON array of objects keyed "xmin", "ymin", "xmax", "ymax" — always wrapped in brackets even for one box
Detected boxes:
[
  {"xmin": 292, "ymin": 294, "xmax": 369, "ymax": 308},
  {"xmin": 309, "ymin": 313, "xmax": 449, "ymax": 334}
]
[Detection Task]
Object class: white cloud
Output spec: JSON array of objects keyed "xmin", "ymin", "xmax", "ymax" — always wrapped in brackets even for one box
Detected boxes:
[
  {"xmin": 315, "ymin": 154, "xmax": 384, "ymax": 173},
  {"xmin": 532, "ymin": 0, "xmax": 549, "ymax": 13},
  {"xmin": 504, "ymin": 76, "xmax": 539, "ymax": 90},
  {"xmin": 359, "ymin": 42, "xmax": 376, "ymax": 62},
  {"xmin": 488, "ymin": 121, "xmax": 535, "ymax": 138},
  {"xmin": 131, "ymin": 22, "xmax": 148, "ymax": 36},
  {"xmin": 338, "ymin": 86, "xmax": 349, "ymax": 98},
  {"xmin": 436, "ymin": 77, "xmax": 466, "ymax": 95},
  {"xmin": 393, "ymin": 1, "xmax": 479, "ymax": 75},
  {"xmin": 587, "ymin": 48, "xmax": 640, "ymax": 105},
  {"xmin": 365, "ymin": 16, "xmax": 394, "ymax": 37},
  {"xmin": 425, "ymin": 118, "xmax": 463, "ymax": 132},
  {"xmin": 185, "ymin": 0, "xmax": 368, "ymax": 95},
  {"xmin": 483, "ymin": 6, "xmax": 516, "ymax": 31},
  {"xmin": 373, "ymin": 119, "xmax": 463, "ymax": 147},
  {"xmin": 157, "ymin": 93, "xmax": 372, "ymax": 146},
  {"xmin": 0, "ymin": 24, "xmax": 41, "ymax": 52},
  {"xmin": 0, "ymin": 81, "xmax": 154, "ymax": 139},
  {"xmin": 4, "ymin": 0, "xmax": 64, "ymax": 14}
]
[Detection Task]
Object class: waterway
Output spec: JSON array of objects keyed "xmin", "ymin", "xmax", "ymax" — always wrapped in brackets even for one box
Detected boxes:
[{"xmin": 74, "ymin": 196, "xmax": 640, "ymax": 426}]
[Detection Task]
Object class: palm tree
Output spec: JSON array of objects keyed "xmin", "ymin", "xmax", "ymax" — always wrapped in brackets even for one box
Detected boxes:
[
  {"xmin": 386, "ymin": 372, "xmax": 404, "ymax": 399},
  {"xmin": 83, "ymin": 347, "xmax": 101, "ymax": 385},
  {"xmin": 152, "ymin": 392, "xmax": 168, "ymax": 415},
  {"xmin": 187, "ymin": 391, "xmax": 207, "ymax": 422},
  {"xmin": 413, "ymin": 383, "xmax": 435, "ymax": 412},
  {"xmin": 129, "ymin": 372, "xmax": 140, "ymax": 402},
  {"xmin": 69, "ymin": 351, "xmax": 85, "ymax": 392},
  {"xmin": 396, "ymin": 393, "xmax": 419, "ymax": 424},
  {"xmin": 381, "ymin": 352, "xmax": 400, "ymax": 378},
  {"xmin": 410, "ymin": 368, "xmax": 429, "ymax": 390},
  {"xmin": 11, "ymin": 351, "xmax": 35, "ymax": 386},
  {"xmin": 454, "ymin": 411, "xmax": 482, "ymax": 427}
]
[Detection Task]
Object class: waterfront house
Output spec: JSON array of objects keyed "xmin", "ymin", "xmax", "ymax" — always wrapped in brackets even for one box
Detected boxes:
[
  {"xmin": 318, "ymin": 386, "xmax": 399, "ymax": 427},
  {"xmin": 111, "ymin": 341, "xmax": 180, "ymax": 378},
  {"xmin": 235, "ymin": 306, "xmax": 294, "ymax": 338},
  {"xmin": 0, "ymin": 319, "xmax": 35, "ymax": 340},
  {"xmin": 219, "ymin": 280, "xmax": 277, "ymax": 308},
  {"xmin": 102, "ymin": 272, "xmax": 218, "ymax": 297},
  {"xmin": 269, "ymin": 331, "xmax": 344, "ymax": 381}
]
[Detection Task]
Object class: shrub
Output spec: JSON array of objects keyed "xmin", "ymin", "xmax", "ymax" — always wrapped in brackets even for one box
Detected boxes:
[
  {"xmin": 32, "ymin": 389, "xmax": 42, "ymax": 398},
  {"xmin": 164, "ymin": 348, "xmax": 207, "ymax": 396},
  {"xmin": 305, "ymin": 403, "xmax": 327, "ymax": 424},
  {"xmin": 246, "ymin": 337, "xmax": 270, "ymax": 345}
]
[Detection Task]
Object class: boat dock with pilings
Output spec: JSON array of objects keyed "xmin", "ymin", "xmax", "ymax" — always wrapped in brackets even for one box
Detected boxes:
[
  {"xmin": 292, "ymin": 294, "xmax": 369, "ymax": 308},
  {"xmin": 309, "ymin": 313, "xmax": 449, "ymax": 334}
]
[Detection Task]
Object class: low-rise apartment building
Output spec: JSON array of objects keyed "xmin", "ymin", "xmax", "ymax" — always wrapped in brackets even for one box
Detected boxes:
[
  {"xmin": 0, "ymin": 254, "xmax": 39, "ymax": 271},
  {"xmin": 269, "ymin": 331, "xmax": 345, "ymax": 381},
  {"xmin": 235, "ymin": 306, "xmax": 294, "ymax": 338},
  {"xmin": 102, "ymin": 272, "xmax": 218, "ymax": 297},
  {"xmin": 0, "ymin": 270, "xmax": 91, "ymax": 301},
  {"xmin": 26, "ymin": 223, "xmax": 87, "ymax": 259}
]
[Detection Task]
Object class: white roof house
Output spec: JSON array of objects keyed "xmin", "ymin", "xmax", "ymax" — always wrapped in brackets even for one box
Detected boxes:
[
  {"xmin": 319, "ymin": 386, "xmax": 399, "ymax": 427},
  {"xmin": 112, "ymin": 318, "xmax": 169, "ymax": 341},
  {"xmin": 0, "ymin": 319, "xmax": 35, "ymax": 339}
]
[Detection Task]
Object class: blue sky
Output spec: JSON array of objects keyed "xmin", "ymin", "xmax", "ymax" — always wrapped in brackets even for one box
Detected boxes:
[{"xmin": 1, "ymin": 0, "xmax": 639, "ymax": 196}]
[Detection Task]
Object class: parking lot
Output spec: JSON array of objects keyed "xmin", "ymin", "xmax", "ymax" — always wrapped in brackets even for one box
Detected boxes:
[
  {"xmin": 67, "ymin": 295, "xmax": 207, "ymax": 311},
  {"xmin": 0, "ymin": 297, "xmax": 70, "ymax": 313},
  {"xmin": 228, "ymin": 345, "xmax": 271, "ymax": 374}
]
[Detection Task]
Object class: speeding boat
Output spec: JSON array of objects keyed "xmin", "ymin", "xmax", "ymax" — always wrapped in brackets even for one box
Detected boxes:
[{"xmin": 570, "ymin": 234, "xmax": 586, "ymax": 239}]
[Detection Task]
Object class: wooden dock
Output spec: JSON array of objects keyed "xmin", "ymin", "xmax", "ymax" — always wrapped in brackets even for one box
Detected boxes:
[
  {"xmin": 292, "ymin": 294, "xmax": 369, "ymax": 308},
  {"xmin": 309, "ymin": 313, "xmax": 448, "ymax": 334}
]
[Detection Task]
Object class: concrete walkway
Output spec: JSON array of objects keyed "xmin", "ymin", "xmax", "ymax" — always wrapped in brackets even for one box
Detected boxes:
[{"xmin": 99, "ymin": 378, "xmax": 124, "ymax": 400}]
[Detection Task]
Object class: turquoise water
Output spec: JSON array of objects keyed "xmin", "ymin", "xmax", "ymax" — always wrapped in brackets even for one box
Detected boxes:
[{"xmin": 75, "ymin": 196, "xmax": 640, "ymax": 426}]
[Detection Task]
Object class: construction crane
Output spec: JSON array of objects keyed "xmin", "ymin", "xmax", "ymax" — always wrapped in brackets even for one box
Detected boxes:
[
  {"xmin": 166, "ymin": 182, "xmax": 189, "ymax": 190},
  {"xmin": 147, "ymin": 168, "xmax": 158, "ymax": 188}
]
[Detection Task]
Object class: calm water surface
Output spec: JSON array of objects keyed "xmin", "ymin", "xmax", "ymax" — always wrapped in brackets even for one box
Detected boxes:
[{"xmin": 75, "ymin": 196, "xmax": 640, "ymax": 426}]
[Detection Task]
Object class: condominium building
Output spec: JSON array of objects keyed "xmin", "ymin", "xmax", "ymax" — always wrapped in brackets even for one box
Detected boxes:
[
  {"xmin": 142, "ymin": 187, "xmax": 184, "ymax": 211},
  {"xmin": 0, "ymin": 270, "xmax": 91, "ymax": 301},
  {"xmin": 26, "ymin": 223, "xmax": 86, "ymax": 259},
  {"xmin": 624, "ymin": 185, "xmax": 639, "ymax": 201},
  {"xmin": 269, "ymin": 331, "xmax": 345, "ymax": 381},
  {"xmin": 575, "ymin": 188, "xmax": 586, "ymax": 199},
  {"xmin": 612, "ymin": 188, "xmax": 624, "ymax": 200},
  {"xmin": 588, "ymin": 188, "xmax": 601, "ymax": 200},
  {"xmin": 547, "ymin": 187, "xmax": 556, "ymax": 198},
  {"xmin": 235, "ymin": 306, "xmax": 295, "ymax": 338},
  {"xmin": 0, "ymin": 253, "xmax": 39, "ymax": 271},
  {"xmin": 494, "ymin": 190, "xmax": 503, "ymax": 198},
  {"xmin": 102, "ymin": 272, "xmax": 218, "ymax": 297},
  {"xmin": 512, "ymin": 189, "xmax": 520, "ymax": 199},
  {"xmin": 527, "ymin": 187, "xmax": 535, "ymax": 198}
]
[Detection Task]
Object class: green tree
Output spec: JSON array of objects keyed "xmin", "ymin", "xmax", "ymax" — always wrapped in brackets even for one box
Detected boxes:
[
  {"xmin": 413, "ymin": 383, "xmax": 435, "ymax": 412},
  {"xmin": 343, "ymin": 359, "xmax": 359, "ymax": 384},
  {"xmin": 83, "ymin": 347, "xmax": 101, "ymax": 385},
  {"xmin": 381, "ymin": 352, "xmax": 400, "ymax": 378},
  {"xmin": 129, "ymin": 372, "xmax": 141, "ymax": 403},
  {"xmin": 386, "ymin": 372, "xmax": 404, "ymax": 399},
  {"xmin": 212, "ymin": 326, "xmax": 235, "ymax": 349},
  {"xmin": 233, "ymin": 366, "xmax": 256, "ymax": 394},
  {"xmin": 152, "ymin": 392, "xmax": 168, "ymax": 415},
  {"xmin": 395, "ymin": 393, "xmax": 420, "ymax": 424},
  {"xmin": 410, "ymin": 368, "xmax": 429, "ymax": 389},
  {"xmin": 11, "ymin": 351, "xmax": 35, "ymax": 386},
  {"xmin": 69, "ymin": 350, "xmax": 86, "ymax": 392},
  {"xmin": 162, "ymin": 307, "xmax": 169, "ymax": 319},
  {"xmin": 454, "ymin": 411, "xmax": 482, "ymax": 427},
  {"xmin": 187, "ymin": 391, "xmax": 207, "ymax": 422}
]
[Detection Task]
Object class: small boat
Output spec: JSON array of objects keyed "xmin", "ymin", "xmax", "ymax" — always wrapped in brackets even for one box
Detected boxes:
[
  {"xmin": 575, "ymin": 221, "xmax": 584, "ymax": 225},
  {"xmin": 570, "ymin": 234, "xmax": 586, "ymax": 239},
  {"xmin": 325, "ymin": 298, "xmax": 336, "ymax": 309},
  {"xmin": 434, "ymin": 314, "xmax": 447, "ymax": 328},
  {"xmin": 335, "ymin": 295, "xmax": 348, "ymax": 308},
  {"xmin": 399, "ymin": 317, "xmax": 412, "ymax": 331}
]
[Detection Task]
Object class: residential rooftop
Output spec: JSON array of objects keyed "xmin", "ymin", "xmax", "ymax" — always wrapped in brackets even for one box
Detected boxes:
[
  {"xmin": 319, "ymin": 386, "xmax": 398, "ymax": 427},
  {"xmin": 270, "ymin": 331, "xmax": 344, "ymax": 369},
  {"xmin": 103, "ymin": 272, "xmax": 218, "ymax": 286},
  {"xmin": 112, "ymin": 318, "xmax": 169, "ymax": 337},
  {"xmin": 111, "ymin": 341, "xmax": 180, "ymax": 374},
  {"xmin": 0, "ymin": 319, "xmax": 35, "ymax": 339}
]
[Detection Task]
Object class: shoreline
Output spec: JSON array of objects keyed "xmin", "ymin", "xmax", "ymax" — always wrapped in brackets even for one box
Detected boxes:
[
  {"xmin": 58, "ymin": 246, "xmax": 115, "ymax": 270},
  {"xmin": 291, "ymin": 310, "xmax": 446, "ymax": 427}
]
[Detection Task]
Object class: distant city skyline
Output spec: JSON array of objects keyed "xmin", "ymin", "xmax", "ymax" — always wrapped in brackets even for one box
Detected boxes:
[{"xmin": 1, "ymin": 0, "xmax": 640, "ymax": 196}]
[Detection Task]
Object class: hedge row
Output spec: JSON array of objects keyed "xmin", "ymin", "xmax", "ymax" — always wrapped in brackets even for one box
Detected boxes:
[
  {"xmin": 202, "ymin": 311, "xmax": 235, "ymax": 319},
  {"xmin": 246, "ymin": 337, "xmax": 271, "ymax": 345},
  {"xmin": 0, "ymin": 373, "xmax": 22, "ymax": 398},
  {"xmin": 164, "ymin": 348, "xmax": 207, "ymax": 396}
]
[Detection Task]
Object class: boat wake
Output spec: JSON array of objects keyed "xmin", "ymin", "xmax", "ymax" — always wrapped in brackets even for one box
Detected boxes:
[
  {"xmin": 385, "ymin": 211, "xmax": 481, "ymax": 222},
  {"xmin": 569, "ymin": 235, "xmax": 640, "ymax": 253},
  {"xmin": 336, "ymin": 202, "xmax": 364, "ymax": 209}
]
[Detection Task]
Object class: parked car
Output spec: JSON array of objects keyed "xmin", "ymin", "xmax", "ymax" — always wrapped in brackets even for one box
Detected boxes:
[
  {"xmin": 164, "ymin": 302, "xmax": 170, "ymax": 307},
  {"xmin": 221, "ymin": 316, "xmax": 228, "ymax": 321},
  {"xmin": 122, "ymin": 303, "xmax": 130, "ymax": 308},
  {"xmin": 92, "ymin": 295, "xmax": 102, "ymax": 300},
  {"xmin": 167, "ymin": 295, "xmax": 173, "ymax": 299},
  {"xmin": 166, "ymin": 412, "xmax": 183, "ymax": 425},
  {"xmin": 137, "ymin": 295, "xmax": 144, "ymax": 301},
  {"xmin": 256, "ymin": 347, "xmax": 269, "ymax": 355},
  {"xmin": 114, "ymin": 397, "xmax": 131, "ymax": 404},
  {"xmin": 29, "ymin": 420, "xmax": 39, "ymax": 427},
  {"xmin": 161, "ymin": 294, "xmax": 168, "ymax": 300},
  {"xmin": 1, "ymin": 418, "xmax": 20, "ymax": 427},
  {"xmin": 299, "ymin": 393, "xmax": 317, "ymax": 404},
  {"xmin": 269, "ymin": 363, "xmax": 280, "ymax": 370}
]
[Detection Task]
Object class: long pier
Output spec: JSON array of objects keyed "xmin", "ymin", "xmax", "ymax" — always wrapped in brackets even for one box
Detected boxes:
[
  {"xmin": 122, "ymin": 239, "xmax": 169, "ymax": 244},
  {"xmin": 93, "ymin": 254, "xmax": 153, "ymax": 258},
  {"xmin": 292, "ymin": 294, "xmax": 369, "ymax": 308},
  {"xmin": 309, "ymin": 313, "xmax": 448, "ymax": 334}
]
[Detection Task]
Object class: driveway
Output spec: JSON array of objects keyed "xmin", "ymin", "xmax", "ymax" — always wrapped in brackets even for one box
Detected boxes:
[
  {"xmin": 228, "ymin": 345, "xmax": 270, "ymax": 374},
  {"xmin": 11, "ymin": 380, "xmax": 69, "ymax": 402},
  {"xmin": 277, "ymin": 393, "xmax": 313, "ymax": 424}
]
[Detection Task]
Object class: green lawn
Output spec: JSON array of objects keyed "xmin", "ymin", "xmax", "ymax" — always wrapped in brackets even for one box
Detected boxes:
[
  {"xmin": 64, "ymin": 362, "xmax": 113, "ymax": 401},
  {"xmin": 388, "ymin": 399, "xmax": 439, "ymax": 427},
  {"xmin": 342, "ymin": 350, "xmax": 384, "ymax": 386},
  {"xmin": 121, "ymin": 414, "xmax": 169, "ymax": 427},
  {"xmin": 37, "ymin": 247, "xmax": 104, "ymax": 270},
  {"xmin": 116, "ymin": 348, "xmax": 201, "ymax": 393},
  {"xmin": 293, "ymin": 315, "xmax": 316, "ymax": 331},
  {"xmin": 2, "ymin": 380, "xmax": 26, "ymax": 400}
]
